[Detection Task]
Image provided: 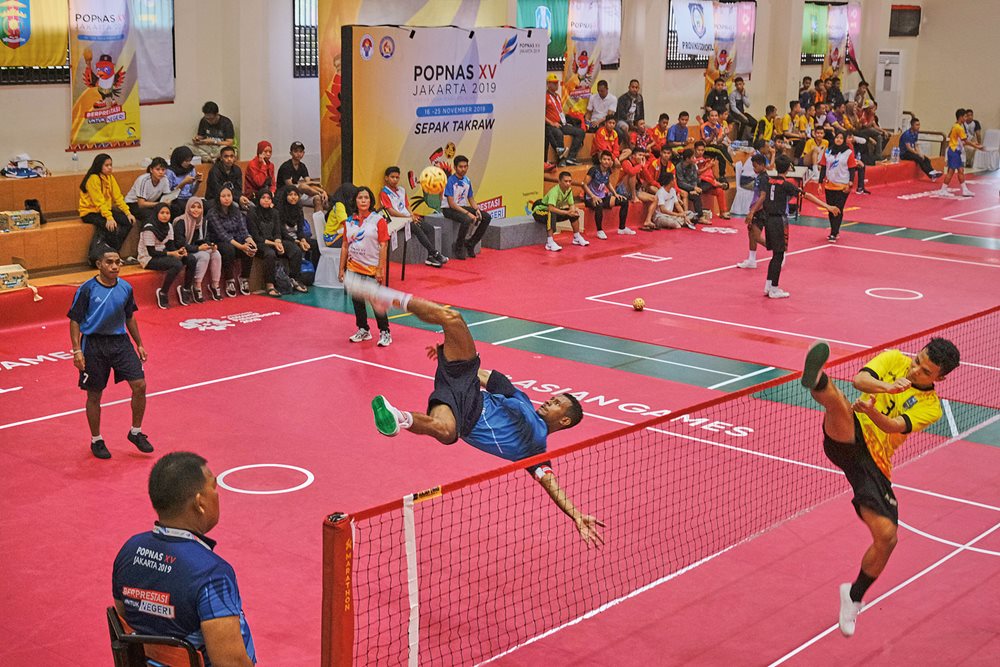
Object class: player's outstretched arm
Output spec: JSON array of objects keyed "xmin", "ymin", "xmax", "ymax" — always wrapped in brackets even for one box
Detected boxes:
[
  {"xmin": 537, "ymin": 471, "xmax": 605, "ymax": 547},
  {"xmin": 852, "ymin": 370, "xmax": 910, "ymax": 395}
]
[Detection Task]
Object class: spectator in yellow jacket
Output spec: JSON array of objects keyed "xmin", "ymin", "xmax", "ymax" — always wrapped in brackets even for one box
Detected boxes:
[{"xmin": 79, "ymin": 154, "xmax": 137, "ymax": 263}]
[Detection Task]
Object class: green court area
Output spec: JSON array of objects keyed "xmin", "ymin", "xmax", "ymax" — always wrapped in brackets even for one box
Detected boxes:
[
  {"xmin": 792, "ymin": 215, "xmax": 1000, "ymax": 250},
  {"xmin": 287, "ymin": 288, "xmax": 788, "ymax": 391}
]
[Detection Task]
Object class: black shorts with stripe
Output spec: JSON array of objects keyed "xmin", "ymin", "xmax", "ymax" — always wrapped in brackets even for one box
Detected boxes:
[
  {"xmin": 823, "ymin": 414, "xmax": 898, "ymax": 524},
  {"xmin": 79, "ymin": 334, "xmax": 144, "ymax": 392}
]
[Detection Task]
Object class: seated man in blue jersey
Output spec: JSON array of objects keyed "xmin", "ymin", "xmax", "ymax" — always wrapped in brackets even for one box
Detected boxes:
[
  {"xmin": 344, "ymin": 275, "xmax": 604, "ymax": 546},
  {"xmin": 113, "ymin": 451, "xmax": 256, "ymax": 667}
]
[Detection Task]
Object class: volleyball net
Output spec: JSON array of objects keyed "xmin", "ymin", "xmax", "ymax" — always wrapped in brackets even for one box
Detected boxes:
[{"xmin": 322, "ymin": 305, "xmax": 1000, "ymax": 666}]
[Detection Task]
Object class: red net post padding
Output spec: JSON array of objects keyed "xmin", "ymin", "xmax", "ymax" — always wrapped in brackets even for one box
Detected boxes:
[
  {"xmin": 325, "ymin": 305, "xmax": 1000, "ymax": 665},
  {"xmin": 322, "ymin": 513, "xmax": 354, "ymax": 667}
]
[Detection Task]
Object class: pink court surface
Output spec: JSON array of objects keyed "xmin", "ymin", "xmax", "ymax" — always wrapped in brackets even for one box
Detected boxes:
[{"xmin": 1, "ymin": 170, "xmax": 998, "ymax": 665}]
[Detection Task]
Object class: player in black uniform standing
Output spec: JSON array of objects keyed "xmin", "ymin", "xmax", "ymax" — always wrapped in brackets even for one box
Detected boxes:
[{"xmin": 745, "ymin": 154, "xmax": 839, "ymax": 298}]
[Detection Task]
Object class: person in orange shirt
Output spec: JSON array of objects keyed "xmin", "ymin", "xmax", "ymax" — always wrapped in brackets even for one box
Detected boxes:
[
  {"xmin": 646, "ymin": 113, "xmax": 671, "ymax": 156},
  {"xmin": 591, "ymin": 115, "xmax": 631, "ymax": 166},
  {"xmin": 544, "ymin": 73, "xmax": 584, "ymax": 167}
]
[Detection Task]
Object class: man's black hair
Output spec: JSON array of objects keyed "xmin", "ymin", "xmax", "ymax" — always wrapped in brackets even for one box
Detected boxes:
[
  {"xmin": 558, "ymin": 170, "xmax": 572, "ymax": 180},
  {"xmin": 219, "ymin": 145, "xmax": 236, "ymax": 157},
  {"xmin": 751, "ymin": 152, "xmax": 767, "ymax": 166},
  {"xmin": 910, "ymin": 117, "xmax": 920, "ymax": 126},
  {"xmin": 147, "ymin": 157, "xmax": 168, "ymax": 173},
  {"xmin": 454, "ymin": 154, "xmax": 469, "ymax": 166},
  {"xmin": 561, "ymin": 394, "xmax": 584, "ymax": 428},
  {"xmin": 678, "ymin": 110, "xmax": 690, "ymax": 119},
  {"xmin": 660, "ymin": 171, "xmax": 675, "ymax": 185},
  {"xmin": 384, "ymin": 165, "xmax": 401, "ymax": 177},
  {"xmin": 681, "ymin": 148, "xmax": 694, "ymax": 160},
  {"xmin": 597, "ymin": 79, "xmax": 608, "ymax": 88},
  {"xmin": 202, "ymin": 101, "xmax": 219, "ymax": 115},
  {"xmin": 955, "ymin": 108, "xmax": 966, "ymax": 120},
  {"xmin": 774, "ymin": 154, "xmax": 793, "ymax": 174},
  {"xmin": 659, "ymin": 113, "xmax": 669, "ymax": 122},
  {"xmin": 925, "ymin": 338, "xmax": 960, "ymax": 377},
  {"xmin": 149, "ymin": 452, "xmax": 208, "ymax": 517},
  {"xmin": 765, "ymin": 104, "xmax": 777, "ymax": 115},
  {"xmin": 734, "ymin": 76, "xmax": 744, "ymax": 83}
]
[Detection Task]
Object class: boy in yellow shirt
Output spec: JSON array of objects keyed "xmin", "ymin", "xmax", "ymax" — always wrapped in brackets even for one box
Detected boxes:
[{"xmin": 940, "ymin": 108, "xmax": 983, "ymax": 197}]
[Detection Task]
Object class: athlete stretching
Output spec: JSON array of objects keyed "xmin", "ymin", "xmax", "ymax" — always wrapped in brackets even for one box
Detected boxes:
[
  {"xmin": 345, "ymin": 273, "xmax": 605, "ymax": 546},
  {"xmin": 801, "ymin": 337, "xmax": 960, "ymax": 636}
]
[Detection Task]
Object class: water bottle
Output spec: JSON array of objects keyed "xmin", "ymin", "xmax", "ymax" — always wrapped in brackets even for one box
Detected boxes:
[{"xmin": 891, "ymin": 147, "xmax": 900, "ymax": 164}]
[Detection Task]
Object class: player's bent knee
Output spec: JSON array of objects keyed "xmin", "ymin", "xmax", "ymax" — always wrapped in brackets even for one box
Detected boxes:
[{"xmin": 130, "ymin": 379, "xmax": 147, "ymax": 394}]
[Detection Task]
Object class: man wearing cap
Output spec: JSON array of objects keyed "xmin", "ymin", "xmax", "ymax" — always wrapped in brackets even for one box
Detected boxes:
[
  {"xmin": 545, "ymin": 73, "xmax": 584, "ymax": 167},
  {"xmin": 277, "ymin": 142, "xmax": 329, "ymax": 210}
]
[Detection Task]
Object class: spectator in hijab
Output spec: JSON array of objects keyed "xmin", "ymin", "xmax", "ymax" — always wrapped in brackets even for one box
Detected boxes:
[
  {"xmin": 166, "ymin": 146, "xmax": 203, "ymax": 219},
  {"xmin": 244, "ymin": 141, "xmax": 275, "ymax": 196},
  {"xmin": 174, "ymin": 197, "xmax": 223, "ymax": 303}
]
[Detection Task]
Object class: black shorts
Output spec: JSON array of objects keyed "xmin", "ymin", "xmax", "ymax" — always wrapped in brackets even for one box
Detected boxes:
[
  {"xmin": 79, "ymin": 334, "xmax": 144, "ymax": 392},
  {"xmin": 750, "ymin": 209, "xmax": 766, "ymax": 230},
  {"xmin": 427, "ymin": 346, "xmax": 483, "ymax": 443},
  {"xmin": 763, "ymin": 214, "xmax": 789, "ymax": 252},
  {"xmin": 823, "ymin": 414, "xmax": 898, "ymax": 524}
]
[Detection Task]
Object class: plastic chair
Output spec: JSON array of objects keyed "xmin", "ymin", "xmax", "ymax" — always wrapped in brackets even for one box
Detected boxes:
[
  {"xmin": 972, "ymin": 129, "xmax": 999, "ymax": 171},
  {"xmin": 313, "ymin": 210, "xmax": 343, "ymax": 289},
  {"xmin": 730, "ymin": 159, "xmax": 755, "ymax": 217},
  {"xmin": 107, "ymin": 606, "xmax": 203, "ymax": 667}
]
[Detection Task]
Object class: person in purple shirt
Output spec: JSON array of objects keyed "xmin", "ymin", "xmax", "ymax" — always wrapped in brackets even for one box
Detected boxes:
[{"xmin": 344, "ymin": 276, "xmax": 605, "ymax": 546}]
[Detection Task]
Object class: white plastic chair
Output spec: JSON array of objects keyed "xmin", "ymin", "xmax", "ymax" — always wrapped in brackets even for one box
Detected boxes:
[
  {"xmin": 313, "ymin": 210, "xmax": 343, "ymax": 289},
  {"xmin": 731, "ymin": 159, "xmax": 755, "ymax": 217},
  {"xmin": 972, "ymin": 129, "xmax": 999, "ymax": 171}
]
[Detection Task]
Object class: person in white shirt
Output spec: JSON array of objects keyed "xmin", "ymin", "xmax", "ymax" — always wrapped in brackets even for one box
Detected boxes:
[
  {"xmin": 585, "ymin": 79, "xmax": 617, "ymax": 132},
  {"xmin": 644, "ymin": 172, "xmax": 689, "ymax": 230},
  {"xmin": 125, "ymin": 157, "xmax": 173, "ymax": 225},
  {"xmin": 380, "ymin": 166, "xmax": 448, "ymax": 268}
]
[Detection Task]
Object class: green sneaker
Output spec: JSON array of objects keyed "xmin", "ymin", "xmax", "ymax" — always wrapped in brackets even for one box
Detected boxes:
[
  {"xmin": 371, "ymin": 395, "xmax": 400, "ymax": 436},
  {"xmin": 801, "ymin": 341, "xmax": 830, "ymax": 389}
]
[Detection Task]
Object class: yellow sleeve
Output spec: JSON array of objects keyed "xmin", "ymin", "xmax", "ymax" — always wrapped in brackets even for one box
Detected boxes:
[
  {"xmin": 86, "ymin": 175, "xmax": 113, "ymax": 220},
  {"xmin": 904, "ymin": 396, "xmax": 942, "ymax": 434},
  {"xmin": 861, "ymin": 349, "xmax": 906, "ymax": 381},
  {"xmin": 324, "ymin": 202, "xmax": 347, "ymax": 246}
]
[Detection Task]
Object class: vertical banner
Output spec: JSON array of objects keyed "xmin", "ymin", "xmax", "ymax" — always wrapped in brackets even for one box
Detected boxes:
[
  {"xmin": 734, "ymin": 1, "xmax": 755, "ymax": 76},
  {"xmin": 69, "ymin": 0, "xmax": 140, "ymax": 150},
  {"xmin": 845, "ymin": 1, "xmax": 862, "ymax": 74},
  {"xmin": 132, "ymin": 0, "xmax": 174, "ymax": 104},
  {"xmin": 516, "ymin": 0, "xmax": 568, "ymax": 61},
  {"xmin": 595, "ymin": 0, "xmax": 620, "ymax": 65},
  {"xmin": 704, "ymin": 1, "xmax": 736, "ymax": 97},
  {"xmin": 318, "ymin": 0, "xmax": 506, "ymax": 192},
  {"xmin": 673, "ymin": 0, "xmax": 714, "ymax": 57},
  {"xmin": 563, "ymin": 0, "xmax": 601, "ymax": 122},
  {"xmin": 342, "ymin": 26, "xmax": 544, "ymax": 218},
  {"xmin": 822, "ymin": 4, "xmax": 847, "ymax": 81},
  {"xmin": 0, "ymin": 0, "xmax": 69, "ymax": 67},
  {"xmin": 801, "ymin": 2, "xmax": 827, "ymax": 56}
]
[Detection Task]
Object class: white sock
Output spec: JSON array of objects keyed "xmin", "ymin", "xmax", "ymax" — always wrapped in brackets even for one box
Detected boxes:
[
  {"xmin": 129, "ymin": 427, "xmax": 141, "ymax": 435},
  {"xmin": 748, "ymin": 250, "xmax": 757, "ymax": 261},
  {"xmin": 92, "ymin": 434, "xmax": 103, "ymax": 443},
  {"xmin": 399, "ymin": 410, "xmax": 413, "ymax": 429}
]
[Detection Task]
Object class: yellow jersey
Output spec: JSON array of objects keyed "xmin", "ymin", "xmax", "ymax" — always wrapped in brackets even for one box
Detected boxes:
[
  {"xmin": 948, "ymin": 122, "xmax": 967, "ymax": 151},
  {"xmin": 779, "ymin": 113, "xmax": 793, "ymax": 134},
  {"xmin": 803, "ymin": 138, "xmax": 829, "ymax": 155},
  {"xmin": 856, "ymin": 350, "xmax": 942, "ymax": 480}
]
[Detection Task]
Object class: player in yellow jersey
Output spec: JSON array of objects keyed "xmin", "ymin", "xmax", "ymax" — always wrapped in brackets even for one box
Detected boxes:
[
  {"xmin": 800, "ymin": 337, "xmax": 960, "ymax": 637},
  {"xmin": 940, "ymin": 108, "xmax": 983, "ymax": 197}
]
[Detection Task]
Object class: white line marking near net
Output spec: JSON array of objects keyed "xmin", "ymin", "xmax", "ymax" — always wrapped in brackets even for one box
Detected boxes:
[
  {"xmin": 874, "ymin": 227, "xmax": 907, "ymax": 236},
  {"xmin": 466, "ymin": 315, "xmax": 509, "ymax": 328},
  {"xmin": 942, "ymin": 204, "xmax": 1000, "ymax": 225},
  {"xmin": 707, "ymin": 366, "xmax": 778, "ymax": 390},
  {"xmin": 767, "ymin": 520, "xmax": 1000, "ymax": 666},
  {"xmin": 921, "ymin": 232, "xmax": 953, "ymax": 242},
  {"xmin": 492, "ymin": 326, "xmax": 564, "ymax": 346},
  {"xmin": 831, "ymin": 243, "xmax": 1000, "ymax": 268},
  {"xmin": 531, "ymin": 334, "xmax": 739, "ymax": 376},
  {"xmin": 899, "ymin": 520, "xmax": 1000, "ymax": 557},
  {"xmin": 941, "ymin": 399, "xmax": 959, "ymax": 437}
]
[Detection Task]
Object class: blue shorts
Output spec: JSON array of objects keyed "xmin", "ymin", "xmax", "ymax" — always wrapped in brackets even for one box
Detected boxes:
[
  {"xmin": 427, "ymin": 346, "xmax": 483, "ymax": 443},
  {"xmin": 79, "ymin": 334, "xmax": 144, "ymax": 392},
  {"xmin": 946, "ymin": 148, "xmax": 964, "ymax": 170}
]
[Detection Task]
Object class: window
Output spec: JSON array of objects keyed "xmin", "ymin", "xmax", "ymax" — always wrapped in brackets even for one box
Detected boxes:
[
  {"xmin": 0, "ymin": 62, "xmax": 70, "ymax": 86},
  {"xmin": 665, "ymin": 0, "xmax": 755, "ymax": 71},
  {"xmin": 293, "ymin": 0, "xmax": 319, "ymax": 78},
  {"xmin": 800, "ymin": 1, "xmax": 847, "ymax": 65}
]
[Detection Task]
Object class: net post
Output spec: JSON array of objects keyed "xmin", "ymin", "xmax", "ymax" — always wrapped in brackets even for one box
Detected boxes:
[{"xmin": 322, "ymin": 512, "xmax": 354, "ymax": 667}]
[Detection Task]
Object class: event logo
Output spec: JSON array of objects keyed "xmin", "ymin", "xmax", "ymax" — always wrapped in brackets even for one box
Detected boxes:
[
  {"xmin": 499, "ymin": 34, "xmax": 516, "ymax": 63},
  {"xmin": 689, "ymin": 2, "xmax": 706, "ymax": 38},
  {"xmin": 534, "ymin": 5, "xmax": 552, "ymax": 44},
  {"xmin": 0, "ymin": 0, "xmax": 30, "ymax": 50},
  {"xmin": 180, "ymin": 311, "xmax": 281, "ymax": 332},
  {"xmin": 82, "ymin": 48, "xmax": 126, "ymax": 111},
  {"xmin": 359, "ymin": 33, "xmax": 373, "ymax": 61},
  {"xmin": 379, "ymin": 35, "xmax": 394, "ymax": 59}
]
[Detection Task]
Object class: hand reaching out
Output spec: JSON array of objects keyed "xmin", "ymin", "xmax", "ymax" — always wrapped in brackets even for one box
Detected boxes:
[{"xmin": 575, "ymin": 515, "xmax": 606, "ymax": 547}]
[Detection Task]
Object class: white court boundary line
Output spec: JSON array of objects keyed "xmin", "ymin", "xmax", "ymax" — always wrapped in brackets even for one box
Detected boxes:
[
  {"xmin": 767, "ymin": 520, "xmax": 1000, "ymax": 666},
  {"xmin": 530, "ymin": 334, "xmax": 739, "ymax": 377},
  {"xmin": 898, "ymin": 520, "xmax": 1000, "ymax": 557},
  {"xmin": 942, "ymin": 203, "xmax": 1000, "ymax": 226}
]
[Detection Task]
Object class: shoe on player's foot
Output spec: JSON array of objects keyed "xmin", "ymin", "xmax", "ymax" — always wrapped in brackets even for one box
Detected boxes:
[
  {"xmin": 736, "ymin": 259, "xmax": 757, "ymax": 269},
  {"xmin": 617, "ymin": 227, "xmax": 636, "ymax": 235},
  {"xmin": 827, "ymin": 234, "xmax": 838, "ymax": 243},
  {"xmin": 372, "ymin": 395, "xmax": 403, "ymax": 436},
  {"xmin": 596, "ymin": 230, "xmax": 608, "ymax": 240},
  {"xmin": 348, "ymin": 328, "xmax": 372, "ymax": 343},
  {"xmin": 545, "ymin": 239, "xmax": 562, "ymax": 251},
  {"xmin": 91, "ymin": 439, "xmax": 111, "ymax": 460},
  {"xmin": 572, "ymin": 235, "xmax": 590, "ymax": 246},
  {"xmin": 128, "ymin": 431, "xmax": 154, "ymax": 453},
  {"xmin": 767, "ymin": 287, "xmax": 790, "ymax": 299},
  {"xmin": 961, "ymin": 186, "xmax": 974, "ymax": 197},
  {"xmin": 801, "ymin": 340, "xmax": 830, "ymax": 389},
  {"xmin": 377, "ymin": 330, "xmax": 392, "ymax": 347},
  {"xmin": 155, "ymin": 288, "xmax": 169, "ymax": 310},
  {"xmin": 839, "ymin": 583, "xmax": 862, "ymax": 637}
]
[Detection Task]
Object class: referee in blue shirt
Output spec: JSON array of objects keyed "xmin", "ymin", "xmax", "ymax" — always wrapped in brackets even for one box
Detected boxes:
[
  {"xmin": 68, "ymin": 249, "xmax": 154, "ymax": 459},
  {"xmin": 346, "ymin": 275, "xmax": 605, "ymax": 546}
]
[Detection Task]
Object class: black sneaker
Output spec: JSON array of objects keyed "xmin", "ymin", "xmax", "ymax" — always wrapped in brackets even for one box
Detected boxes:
[
  {"xmin": 239, "ymin": 278, "xmax": 251, "ymax": 295},
  {"xmin": 564, "ymin": 158, "xmax": 580, "ymax": 166},
  {"xmin": 177, "ymin": 285, "xmax": 192, "ymax": 306},
  {"xmin": 91, "ymin": 439, "xmax": 111, "ymax": 459},
  {"xmin": 193, "ymin": 287, "xmax": 205, "ymax": 303},
  {"xmin": 437, "ymin": 252, "xmax": 449, "ymax": 264},
  {"xmin": 155, "ymin": 288, "xmax": 169, "ymax": 310},
  {"xmin": 425, "ymin": 254, "xmax": 443, "ymax": 268},
  {"xmin": 801, "ymin": 341, "xmax": 830, "ymax": 389},
  {"xmin": 466, "ymin": 242, "xmax": 478, "ymax": 258},
  {"xmin": 127, "ymin": 431, "xmax": 154, "ymax": 453},
  {"xmin": 225, "ymin": 280, "xmax": 238, "ymax": 297},
  {"xmin": 827, "ymin": 234, "xmax": 838, "ymax": 243},
  {"xmin": 210, "ymin": 285, "xmax": 223, "ymax": 301}
]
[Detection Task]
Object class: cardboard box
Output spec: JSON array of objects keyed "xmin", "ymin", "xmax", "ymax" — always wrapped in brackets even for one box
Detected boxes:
[
  {"xmin": 0, "ymin": 263, "xmax": 27, "ymax": 291},
  {"xmin": 0, "ymin": 210, "xmax": 41, "ymax": 232}
]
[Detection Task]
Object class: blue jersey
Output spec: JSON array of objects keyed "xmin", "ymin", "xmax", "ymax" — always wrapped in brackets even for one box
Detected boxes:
[
  {"xmin": 443, "ymin": 175, "xmax": 473, "ymax": 208},
  {"xmin": 899, "ymin": 128, "xmax": 918, "ymax": 153},
  {"xmin": 667, "ymin": 124, "xmax": 689, "ymax": 144},
  {"xmin": 113, "ymin": 525, "xmax": 256, "ymax": 666},
  {"xmin": 67, "ymin": 277, "xmax": 137, "ymax": 336},
  {"xmin": 586, "ymin": 166, "xmax": 612, "ymax": 199},
  {"xmin": 464, "ymin": 376, "xmax": 548, "ymax": 463}
]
